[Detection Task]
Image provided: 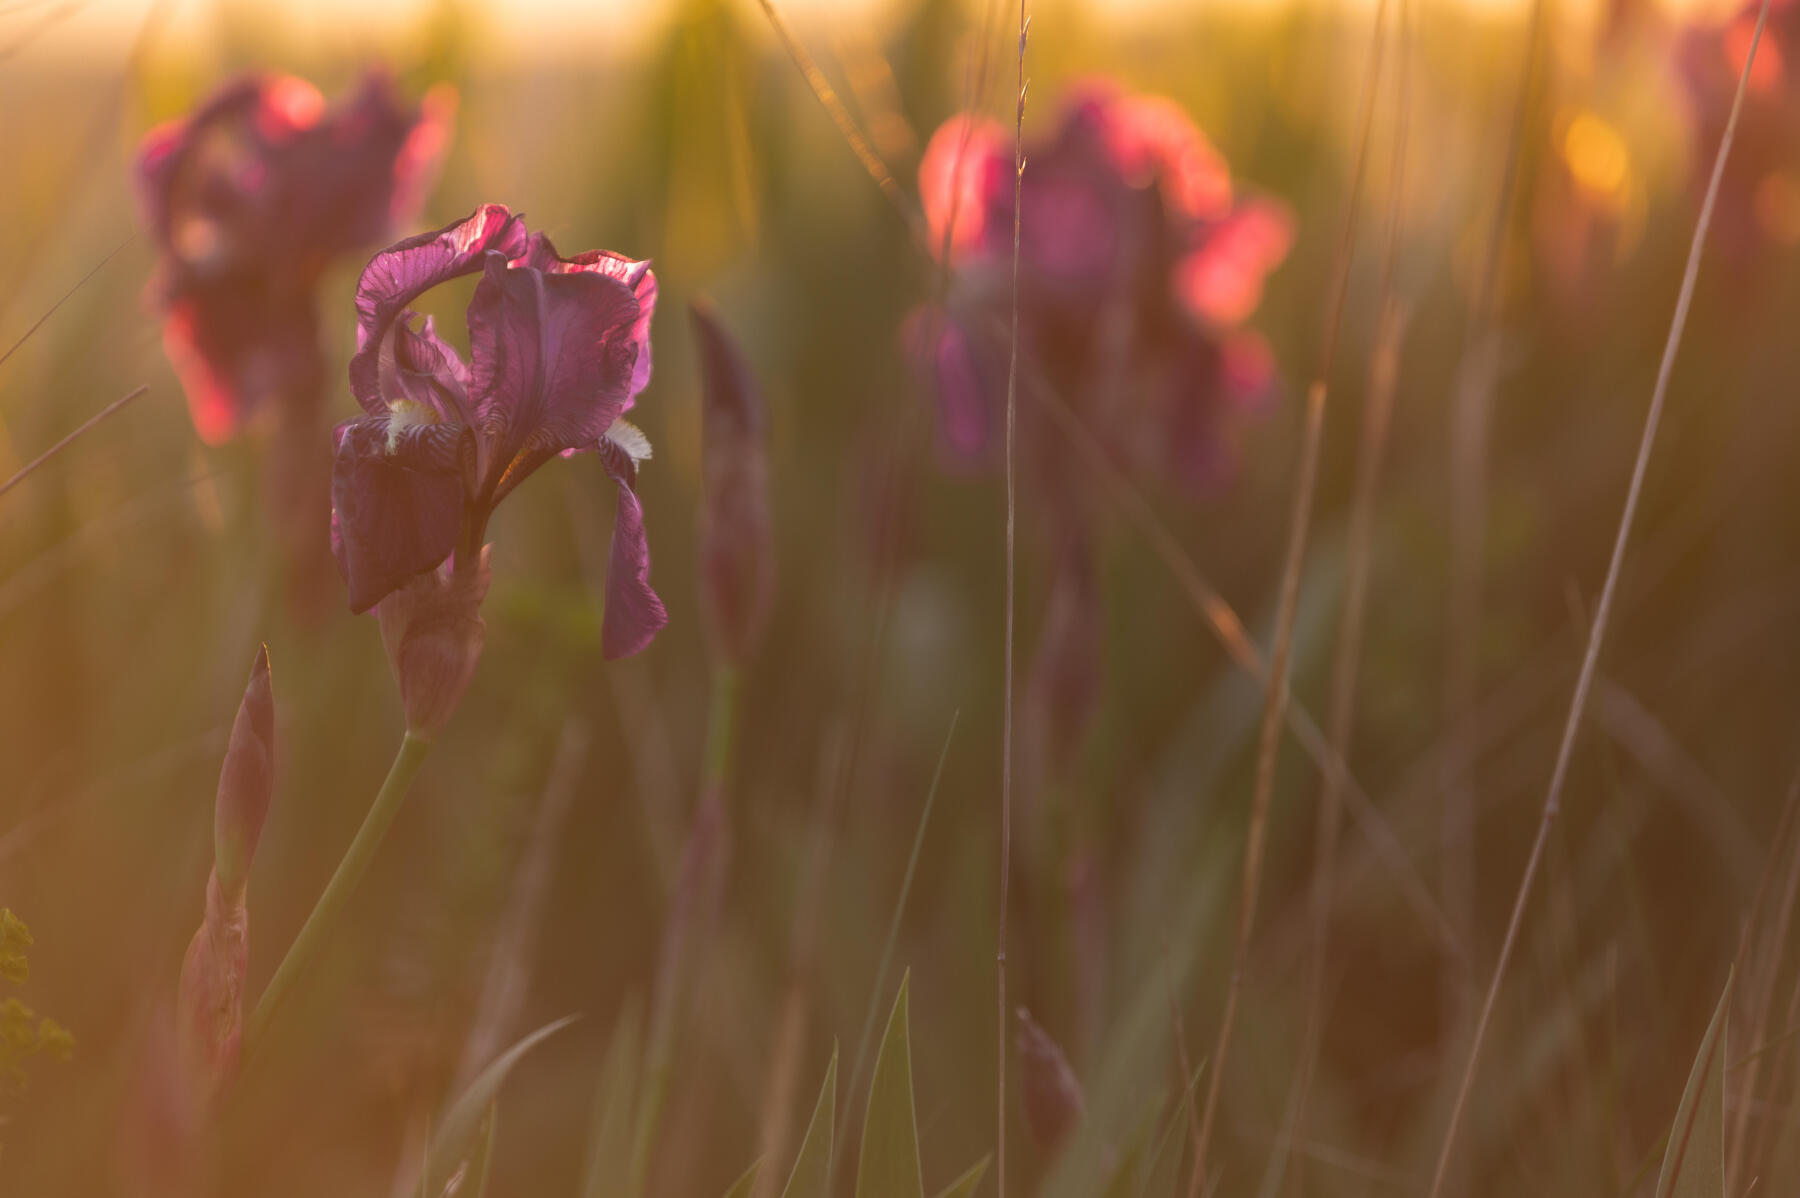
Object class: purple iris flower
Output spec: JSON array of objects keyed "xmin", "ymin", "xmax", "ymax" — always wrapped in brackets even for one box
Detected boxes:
[
  {"xmin": 136, "ymin": 71, "xmax": 453, "ymax": 443},
  {"xmin": 330, "ymin": 204, "xmax": 666, "ymax": 663}
]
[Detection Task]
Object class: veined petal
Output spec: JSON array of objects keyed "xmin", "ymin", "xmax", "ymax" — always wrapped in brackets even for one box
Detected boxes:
[
  {"xmin": 330, "ymin": 417, "xmax": 466, "ymax": 613},
  {"xmin": 390, "ymin": 312, "xmax": 472, "ymax": 426},
  {"xmin": 597, "ymin": 437, "xmax": 667, "ymax": 660},
  {"xmin": 465, "ymin": 252, "xmax": 641, "ymax": 477},
  {"xmin": 348, "ymin": 204, "xmax": 528, "ymax": 414},
  {"xmin": 520, "ymin": 233, "xmax": 658, "ymax": 409}
]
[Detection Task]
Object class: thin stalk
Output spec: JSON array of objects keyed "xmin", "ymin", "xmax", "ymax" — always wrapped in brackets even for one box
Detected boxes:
[
  {"xmin": 243, "ymin": 731, "xmax": 434, "ymax": 1066},
  {"xmin": 1424, "ymin": 3, "xmax": 1772, "ymax": 1192},
  {"xmin": 840, "ymin": 711, "xmax": 961, "ymax": 1153},
  {"xmin": 0, "ymin": 233, "xmax": 132, "ymax": 374},
  {"xmin": 1188, "ymin": 0, "xmax": 1391, "ymax": 1185},
  {"xmin": 996, "ymin": 7, "xmax": 1027, "ymax": 1195},
  {"xmin": 0, "ymin": 384, "xmax": 149, "ymax": 502},
  {"xmin": 630, "ymin": 665, "xmax": 742, "ymax": 1195},
  {"xmin": 1025, "ymin": 371, "xmax": 1457, "ymax": 959},
  {"xmin": 1278, "ymin": 0, "xmax": 1414, "ymax": 1188},
  {"xmin": 747, "ymin": 0, "xmax": 923, "ymax": 240},
  {"xmin": 1442, "ymin": 0, "xmax": 1548, "ymax": 1042}
]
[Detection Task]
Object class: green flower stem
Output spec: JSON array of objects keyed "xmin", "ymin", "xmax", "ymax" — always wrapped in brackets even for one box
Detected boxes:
[
  {"xmin": 700, "ymin": 665, "xmax": 741, "ymax": 789},
  {"xmin": 243, "ymin": 731, "xmax": 433, "ymax": 1067}
]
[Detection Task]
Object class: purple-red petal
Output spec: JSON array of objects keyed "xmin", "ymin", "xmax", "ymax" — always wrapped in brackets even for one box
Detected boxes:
[
  {"xmin": 348, "ymin": 204, "xmax": 528, "ymax": 414},
  {"xmin": 465, "ymin": 252, "xmax": 641, "ymax": 474},
  {"xmin": 598, "ymin": 440, "xmax": 667, "ymax": 660},
  {"xmin": 330, "ymin": 418, "xmax": 466, "ymax": 613}
]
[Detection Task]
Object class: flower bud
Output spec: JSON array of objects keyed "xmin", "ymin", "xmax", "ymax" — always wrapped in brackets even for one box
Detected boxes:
[
  {"xmin": 690, "ymin": 302, "xmax": 775, "ymax": 667},
  {"xmin": 377, "ymin": 549, "xmax": 490, "ymax": 737},
  {"xmin": 175, "ymin": 872, "xmax": 248, "ymax": 1106},
  {"xmin": 1016, "ymin": 1006, "xmax": 1084, "ymax": 1157},
  {"xmin": 213, "ymin": 646, "xmax": 275, "ymax": 895}
]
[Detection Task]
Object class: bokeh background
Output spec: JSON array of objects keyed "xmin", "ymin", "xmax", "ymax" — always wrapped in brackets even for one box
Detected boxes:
[{"xmin": 5, "ymin": 0, "xmax": 1800, "ymax": 1193}]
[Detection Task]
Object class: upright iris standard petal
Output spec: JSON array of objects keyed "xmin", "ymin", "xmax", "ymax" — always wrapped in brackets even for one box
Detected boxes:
[
  {"xmin": 348, "ymin": 204, "xmax": 529, "ymax": 414},
  {"xmin": 598, "ymin": 436, "xmax": 668, "ymax": 660},
  {"xmin": 519, "ymin": 236, "xmax": 660, "ymax": 408},
  {"xmin": 389, "ymin": 313, "xmax": 473, "ymax": 425},
  {"xmin": 464, "ymin": 251, "xmax": 641, "ymax": 478},
  {"xmin": 330, "ymin": 419, "xmax": 467, "ymax": 613}
]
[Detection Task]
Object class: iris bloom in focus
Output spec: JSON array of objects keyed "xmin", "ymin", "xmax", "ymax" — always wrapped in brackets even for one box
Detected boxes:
[
  {"xmin": 330, "ymin": 205, "xmax": 665, "ymax": 728},
  {"xmin": 907, "ymin": 82, "xmax": 1292, "ymax": 503},
  {"xmin": 137, "ymin": 71, "xmax": 453, "ymax": 443}
]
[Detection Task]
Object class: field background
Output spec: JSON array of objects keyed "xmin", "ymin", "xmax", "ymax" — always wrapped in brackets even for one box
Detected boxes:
[{"xmin": 5, "ymin": 0, "xmax": 1800, "ymax": 1194}]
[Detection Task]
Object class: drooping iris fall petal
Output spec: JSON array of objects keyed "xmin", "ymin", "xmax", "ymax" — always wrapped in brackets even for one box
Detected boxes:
[
  {"xmin": 598, "ymin": 433, "xmax": 668, "ymax": 661},
  {"xmin": 330, "ymin": 418, "xmax": 466, "ymax": 614}
]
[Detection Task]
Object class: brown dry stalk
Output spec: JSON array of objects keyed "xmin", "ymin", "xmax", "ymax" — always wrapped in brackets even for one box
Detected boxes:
[
  {"xmin": 1187, "ymin": 0, "xmax": 1392, "ymax": 1184},
  {"xmin": 996, "ymin": 6, "xmax": 1027, "ymax": 1195},
  {"xmin": 0, "ymin": 384, "xmax": 149, "ymax": 502},
  {"xmin": 748, "ymin": 0, "xmax": 924, "ymax": 241},
  {"xmin": 1726, "ymin": 772, "xmax": 1800, "ymax": 1187},
  {"xmin": 1279, "ymin": 1, "xmax": 1414, "ymax": 1186},
  {"xmin": 1441, "ymin": 0, "xmax": 1548, "ymax": 1043},
  {"xmin": 1425, "ymin": 2, "xmax": 1774, "ymax": 1192}
]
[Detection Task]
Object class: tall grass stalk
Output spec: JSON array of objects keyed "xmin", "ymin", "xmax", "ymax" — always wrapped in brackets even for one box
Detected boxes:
[
  {"xmin": 1024, "ymin": 371, "xmax": 1456, "ymax": 958},
  {"xmin": 1424, "ymin": 2, "xmax": 1774, "ymax": 1191},
  {"xmin": 1187, "ymin": 0, "xmax": 1391, "ymax": 1185},
  {"xmin": 1274, "ymin": 1, "xmax": 1414, "ymax": 1189},
  {"xmin": 747, "ymin": 0, "xmax": 922, "ymax": 239},
  {"xmin": 996, "ymin": 7, "xmax": 1027, "ymax": 1194},
  {"xmin": 0, "ymin": 234, "xmax": 131, "ymax": 373},
  {"xmin": 1442, "ymin": 0, "xmax": 1549, "ymax": 1038},
  {"xmin": 243, "ymin": 731, "xmax": 434, "ymax": 1067},
  {"xmin": 840, "ymin": 712, "xmax": 960, "ymax": 1145},
  {"xmin": 0, "ymin": 385, "xmax": 150, "ymax": 503}
]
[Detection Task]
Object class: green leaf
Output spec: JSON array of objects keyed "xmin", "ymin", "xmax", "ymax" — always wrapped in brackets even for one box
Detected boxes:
[
  {"xmin": 1655, "ymin": 970, "xmax": 1733, "ymax": 1198},
  {"xmin": 780, "ymin": 1044, "xmax": 838, "ymax": 1198},
  {"xmin": 856, "ymin": 973, "xmax": 924, "ymax": 1198},
  {"xmin": 421, "ymin": 1016, "xmax": 576, "ymax": 1197},
  {"xmin": 583, "ymin": 998, "xmax": 645, "ymax": 1198},
  {"xmin": 720, "ymin": 1160, "xmax": 760, "ymax": 1198},
  {"xmin": 932, "ymin": 1155, "xmax": 991, "ymax": 1198}
]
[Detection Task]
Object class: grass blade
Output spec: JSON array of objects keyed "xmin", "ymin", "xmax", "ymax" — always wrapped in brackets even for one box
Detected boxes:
[
  {"xmin": 857, "ymin": 973, "xmax": 924, "ymax": 1198},
  {"xmin": 583, "ymin": 999, "xmax": 645, "ymax": 1198},
  {"xmin": 933, "ymin": 1156, "xmax": 991, "ymax": 1198},
  {"xmin": 781, "ymin": 1044, "xmax": 838, "ymax": 1198},
  {"xmin": 422, "ymin": 1016, "xmax": 576, "ymax": 1197},
  {"xmin": 1655, "ymin": 972, "xmax": 1733, "ymax": 1198},
  {"xmin": 844, "ymin": 711, "xmax": 960, "ymax": 1147}
]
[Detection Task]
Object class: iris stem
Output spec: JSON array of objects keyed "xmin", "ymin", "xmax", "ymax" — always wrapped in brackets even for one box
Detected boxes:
[{"xmin": 243, "ymin": 730, "xmax": 434, "ymax": 1068}]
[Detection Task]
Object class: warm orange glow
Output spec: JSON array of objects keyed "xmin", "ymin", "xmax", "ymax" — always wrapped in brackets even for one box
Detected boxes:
[{"xmin": 1560, "ymin": 109, "xmax": 1633, "ymax": 214}]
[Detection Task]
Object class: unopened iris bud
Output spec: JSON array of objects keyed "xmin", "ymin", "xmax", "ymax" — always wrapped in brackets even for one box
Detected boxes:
[
  {"xmin": 175, "ymin": 873, "xmax": 248, "ymax": 1105},
  {"xmin": 691, "ymin": 302, "xmax": 774, "ymax": 667},
  {"xmin": 1016, "ymin": 1006, "xmax": 1084, "ymax": 1157},
  {"xmin": 376, "ymin": 549, "xmax": 490, "ymax": 738},
  {"xmin": 213, "ymin": 646, "xmax": 275, "ymax": 895}
]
